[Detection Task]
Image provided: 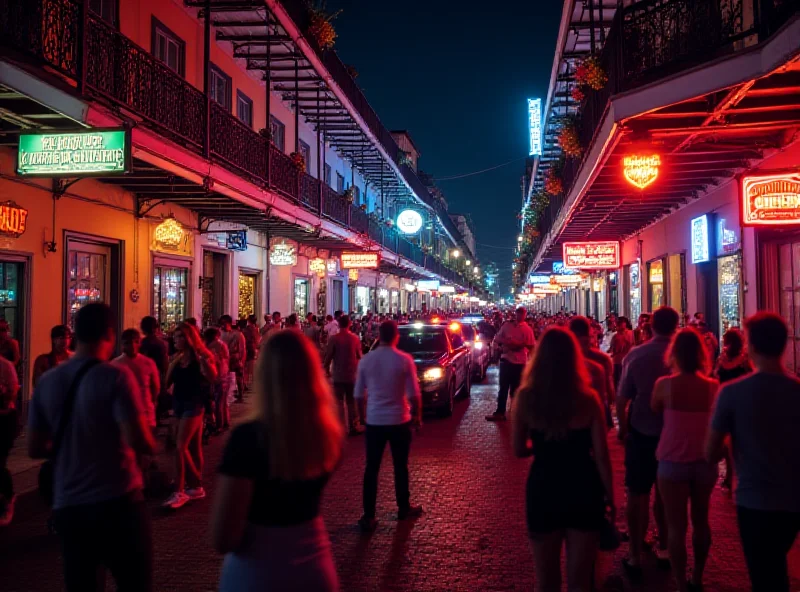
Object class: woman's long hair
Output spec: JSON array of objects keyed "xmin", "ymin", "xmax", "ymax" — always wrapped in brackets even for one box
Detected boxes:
[
  {"xmin": 515, "ymin": 326, "xmax": 595, "ymax": 439},
  {"xmin": 253, "ymin": 330, "xmax": 343, "ymax": 480},
  {"xmin": 175, "ymin": 322, "xmax": 214, "ymax": 363},
  {"xmin": 668, "ymin": 328, "xmax": 708, "ymax": 374}
]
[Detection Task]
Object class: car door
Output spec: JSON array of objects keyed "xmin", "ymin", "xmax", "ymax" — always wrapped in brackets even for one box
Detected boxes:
[{"xmin": 448, "ymin": 331, "xmax": 468, "ymax": 389}]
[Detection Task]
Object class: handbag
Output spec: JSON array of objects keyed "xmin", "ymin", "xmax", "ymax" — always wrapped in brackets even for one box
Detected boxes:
[{"xmin": 38, "ymin": 359, "xmax": 101, "ymax": 506}]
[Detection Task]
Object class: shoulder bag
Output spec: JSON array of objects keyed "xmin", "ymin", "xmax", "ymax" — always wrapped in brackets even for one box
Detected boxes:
[{"xmin": 38, "ymin": 359, "xmax": 101, "ymax": 506}]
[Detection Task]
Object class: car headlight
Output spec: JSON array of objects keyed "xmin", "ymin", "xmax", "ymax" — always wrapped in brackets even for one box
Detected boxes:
[
  {"xmin": 473, "ymin": 341, "xmax": 484, "ymax": 350},
  {"xmin": 422, "ymin": 367, "xmax": 445, "ymax": 381}
]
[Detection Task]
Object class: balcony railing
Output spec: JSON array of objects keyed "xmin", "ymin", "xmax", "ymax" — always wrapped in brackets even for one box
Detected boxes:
[{"xmin": 539, "ymin": 0, "xmax": 797, "ymax": 242}]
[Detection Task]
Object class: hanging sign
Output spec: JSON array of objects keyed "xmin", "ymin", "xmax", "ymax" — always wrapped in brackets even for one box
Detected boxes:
[
  {"xmin": 649, "ymin": 262, "xmax": 664, "ymax": 284},
  {"xmin": 439, "ymin": 285, "xmax": 456, "ymax": 294},
  {"xmin": 0, "ymin": 201, "xmax": 29, "ymax": 238},
  {"xmin": 528, "ymin": 98, "xmax": 542, "ymax": 156},
  {"xmin": 348, "ymin": 269, "xmax": 359, "ymax": 282},
  {"xmin": 533, "ymin": 284, "xmax": 561, "ymax": 295},
  {"xmin": 528, "ymin": 274, "xmax": 551, "ymax": 284},
  {"xmin": 623, "ymin": 154, "xmax": 661, "ymax": 190},
  {"xmin": 341, "ymin": 251, "xmax": 380, "ymax": 269},
  {"xmin": 225, "ymin": 230, "xmax": 247, "ymax": 252},
  {"xmin": 741, "ymin": 172, "xmax": 800, "ymax": 226},
  {"xmin": 552, "ymin": 261, "xmax": 578, "ymax": 275},
  {"xmin": 17, "ymin": 129, "xmax": 131, "ymax": 176},
  {"xmin": 417, "ymin": 280, "xmax": 440, "ymax": 292},
  {"xmin": 309, "ymin": 257, "xmax": 326, "ymax": 278},
  {"xmin": 691, "ymin": 215, "xmax": 710, "ymax": 263},
  {"xmin": 563, "ymin": 241, "xmax": 620, "ymax": 269},
  {"xmin": 396, "ymin": 209, "xmax": 423, "ymax": 235},
  {"xmin": 326, "ymin": 259, "xmax": 338, "ymax": 275},
  {"xmin": 270, "ymin": 242, "xmax": 297, "ymax": 266},
  {"xmin": 551, "ymin": 274, "xmax": 584, "ymax": 286},
  {"xmin": 153, "ymin": 217, "xmax": 184, "ymax": 250}
]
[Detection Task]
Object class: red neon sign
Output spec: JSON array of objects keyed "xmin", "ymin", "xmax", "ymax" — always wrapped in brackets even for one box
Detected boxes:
[
  {"xmin": 562, "ymin": 241, "xmax": 620, "ymax": 270},
  {"xmin": 742, "ymin": 172, "xmax": 800, "ymax": 226},
  {"xmin": 341, "ymin": 251, "xmax": 380, "ymax": 269}
]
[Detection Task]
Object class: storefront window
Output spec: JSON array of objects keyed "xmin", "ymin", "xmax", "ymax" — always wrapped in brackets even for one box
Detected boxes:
[
  {"xmin": 628, "ymin": 262, "xmax": 641, "ymax": 321},
  {"xmin": 356, "ymin": 286, "xmax": 369, "ymax": 314},
  {"xmin": 238, "ymin": 272, "xmax": 256, "ymax": 320},
  {"xmin": 154, "ymin": 266, "xmax": 188, "ymax": 332},
  {"xmin": 317, "ymin": 280, "xmax": 327, "ymax": 317},
  {"xmin": 648, "ymin": 260, "xmax": 665, "ymax": 310},
  {"xmin": 67, "ymin": 245, "xmax": 109, "ymax": 329},
  {"xmin": 718, "ymin": 254, "xmax": 742, "ymax": 337},
  {"xmin": 294, "ymin": 277, "xmax": 309, "ymax": 317},
  {"xmin": 0, "ymin": 261, "xmax": 21, "ymax": 340},
  {"xmin": 668, "ymin": 253, "xmax": 686, "ymax": 317},
  {"xmin": 608, "ymin": 271, "xmax": 618, "ymax": 315}
]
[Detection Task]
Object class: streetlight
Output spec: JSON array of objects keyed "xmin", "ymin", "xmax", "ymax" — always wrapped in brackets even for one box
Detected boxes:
[
  {"xmin": 451, "ymin": 249, "xmax": 460, "ymax": 258},
  {"xmin": 466, "ymin": 260, "xmax": 471, "ymax": 266},
  {"xmin": 517, "ymin": 236, "xmax": 523, "ymax": 242}
]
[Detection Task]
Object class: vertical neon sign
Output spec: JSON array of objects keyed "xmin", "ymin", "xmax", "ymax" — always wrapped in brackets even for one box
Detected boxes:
[{"xmin": 528, "ymin": 98, "xmax": 542, "ymax": 156}]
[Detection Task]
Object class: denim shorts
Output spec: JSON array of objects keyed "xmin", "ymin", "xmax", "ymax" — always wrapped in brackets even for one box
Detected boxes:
[
  {"xmin": 173, "ymin": 399, "xmax": 204, "ymax": 419},
  {"xmin": 658, "ymin": 460, "xmax": 718, "ymax": 485}
]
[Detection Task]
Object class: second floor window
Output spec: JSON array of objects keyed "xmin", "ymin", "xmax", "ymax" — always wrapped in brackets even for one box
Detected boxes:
[
  {"xmin": 269, "ymin": 115, "xmax": 285, "ymax": 152},
  {"xmin": 336, "ymin": 173, "xmax": 345, "ymax": 193},
  {"xmin": 299, "ymin": 140, "xmax": 311, "ymax": 170},
  {"xmin": 236, "ymin": 91, "xmax": 253, "ymax": 128},
  {"xmin": 209, "ymin": 64, "xmax": 232, "ymax": 111},
  {"xmin": 324, "ymin": 164, "xmax": 332, "ymax": 187},
  {"xmin": 152, "ymin": 18, "xmax": 185, "ymax": 76},
  {"xmin": 90, "ymin": 0, "xmax": 117, "ymax": 26}
]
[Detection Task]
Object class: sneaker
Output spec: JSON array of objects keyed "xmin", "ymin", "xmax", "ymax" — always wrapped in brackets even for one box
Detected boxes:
[
  {"xmin": 485, "ymin": 412, "xmax": 506, "ymax": 422},
  {"xmin": 358, "ymin": 515, "xmax": 378, "ymax": 533},
  {"xmin": 184, "ymin": 487, "xmax": 206, "ymax": 500},
  {"xmin": 162, "ymin": 491, "xmax": 190, "ymax": 509},
  {"xmin": 397, "ymin": 505, "xmax": 424, "ymax": 521},
  {"xmin": 0, "ymin": 495, "xmax": 16, "ymax": 527}
]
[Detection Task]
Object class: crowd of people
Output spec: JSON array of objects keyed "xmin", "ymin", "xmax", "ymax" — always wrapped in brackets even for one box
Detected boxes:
[{"xmin": 0, "ymin": 300, "xmax": 798, "ymax": 591}]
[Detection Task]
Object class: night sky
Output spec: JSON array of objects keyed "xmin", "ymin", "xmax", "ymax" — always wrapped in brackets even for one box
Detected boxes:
[{"xmin": 326, "ymin": 1, "xmax": 562, "ymax": 292}]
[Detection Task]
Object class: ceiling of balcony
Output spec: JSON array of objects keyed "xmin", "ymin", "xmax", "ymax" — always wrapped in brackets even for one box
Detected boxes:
[{"xmin": 538, "ymin": 57, "xmax": 800, "ymax": 264}]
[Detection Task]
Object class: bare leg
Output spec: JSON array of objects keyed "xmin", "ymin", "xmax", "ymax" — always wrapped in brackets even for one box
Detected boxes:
[
  {"xmin": 658, "ymin": 477, "xmax": 690, "ymax": 592},
  {"xmin": 565, "ymin": 529, "xmax": 599, "ymax": 592},
  {"xmin": 627, "ymin": 492, "xmax": 649, "ymax": 564},
  {"xmin": 530, "ymin": 531, "xmax": 564, "ymax": 592},
  {"xmin": 689, "ymin": 477, "xmax": 715, "ymax": 587},
  {"xmin": 654, "ymin": 487, "xmax": 669, "ymax": 552},
  {"xmin": 186, "ymin": 414, "xmax": 204, "ymax": 488},
  {"xmin": 174, "ymin": 418, "xmax": 193, "ymax": 491}
]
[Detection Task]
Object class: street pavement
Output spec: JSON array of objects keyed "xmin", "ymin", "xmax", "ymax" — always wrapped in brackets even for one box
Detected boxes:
[{"xmin": 2, "ymin": 366, "xmax": 799, "ymax": 591}]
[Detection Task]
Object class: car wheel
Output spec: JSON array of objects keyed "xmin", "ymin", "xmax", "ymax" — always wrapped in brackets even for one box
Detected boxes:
[
  {"xmin": 462, "ymin": 369, "xmax": 471, "ymax": 397},
  {"xmin": 480, "ymin": 361, "xmax": 487, "ymax": 382}
]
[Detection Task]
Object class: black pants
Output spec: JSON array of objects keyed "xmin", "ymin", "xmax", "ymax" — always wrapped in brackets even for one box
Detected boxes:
[
  {"xmin": 363, "ymin": 423, "xmax": 412, "ymax": 519},
  {"xmin": 55, "ymin": 492, "xmax": 153, "ymax": 592},
  {"xmin": 333, "ymin": 382, "xmax": 359, "ymax": 429},
  {"xmin": 496, "ymin": 360, "xmax": 524, "ymax": 415},
  {"xmin": 0, "ymin": 408, "xmax": 17, "ymax": 500},
  {"xmin": 737, "ymin": 506, "xmax": 800, "ymax": 592}
]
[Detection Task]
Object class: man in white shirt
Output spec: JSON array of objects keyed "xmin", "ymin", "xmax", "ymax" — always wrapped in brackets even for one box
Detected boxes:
[
  {"xmin": 486, "ymin": 306, "xmax": 535, "ymax": 421},
  {"xmin": 355, "ymin": 320, "xmax": 423, "ymax": 533},
  {"xmin": 325, "ymin": 311, "xmax": 341, "ymax": 339}
]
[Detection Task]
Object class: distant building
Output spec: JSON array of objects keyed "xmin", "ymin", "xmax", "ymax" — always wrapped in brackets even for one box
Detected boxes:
[
  {"xmin": 450, "ymin": 214, "xmax": 477, "ymax": 259},
  {"xmin": 391, "ymin": 130, "xmax": 421, "ymax": 173}
]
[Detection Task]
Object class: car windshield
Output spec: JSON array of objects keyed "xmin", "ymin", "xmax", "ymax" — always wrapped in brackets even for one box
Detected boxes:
[
  {"xmin": 460, "ymin": 325, "xmax": 475, "ymax": 340},
  {"xmin": 398, "ymin": 328, "xmax": 449, "ymax": 354}
]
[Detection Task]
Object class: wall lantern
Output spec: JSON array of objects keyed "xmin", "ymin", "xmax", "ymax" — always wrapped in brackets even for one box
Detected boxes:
[
  {"xmin": 623, "ymin": 154, "xmax": 661, "ymax": 189},
  {"xmin": 153, "ymin": 216, "xmax": 184, "ymax": 249}
]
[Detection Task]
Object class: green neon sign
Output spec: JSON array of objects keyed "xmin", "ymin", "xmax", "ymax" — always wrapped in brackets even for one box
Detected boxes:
[{"xmin": 17, "ymin": 129, "xmax": 131, "ymax": 176}]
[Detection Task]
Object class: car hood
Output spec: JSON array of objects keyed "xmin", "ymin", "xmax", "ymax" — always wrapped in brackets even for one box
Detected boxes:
[{"xmin": 412, "ymin": 352, "xmax": 448, "ymax": 365}]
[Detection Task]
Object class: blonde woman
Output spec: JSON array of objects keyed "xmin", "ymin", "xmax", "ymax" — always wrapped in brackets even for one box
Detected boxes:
[
  {"xmin": 211, "ymin": 330, "xmax": 344, "ymax": 592},
  {"xmin": 163, "ymin": 322, "xmax": 217, "ymax": 510},
  {"xmin": 513, "ymin": 327, "xmax": 615, "ymax": 592}
]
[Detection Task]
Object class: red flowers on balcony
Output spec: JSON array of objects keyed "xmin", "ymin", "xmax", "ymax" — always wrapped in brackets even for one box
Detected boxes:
[
  {"xmin": 557, "ymin": 120, "xmax": 582, "ymax": 159},
  {"xmin": 575, "ymin": 56, "xmax": 608, "ymax": 91},
  {"xmin": 290, "ymin": 151, "xmax": 306, "ymax": 172}
]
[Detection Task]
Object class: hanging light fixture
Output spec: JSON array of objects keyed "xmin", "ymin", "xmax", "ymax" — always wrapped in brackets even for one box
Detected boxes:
[{"xmin": 153, "ymin": 215, "xmax": 184, "ymax": 249}]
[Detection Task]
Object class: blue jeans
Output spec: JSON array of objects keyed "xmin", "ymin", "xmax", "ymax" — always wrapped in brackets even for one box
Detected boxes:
[{"xmin": 496, "ymin": 360, "xmax": 524, "ymax": 415}]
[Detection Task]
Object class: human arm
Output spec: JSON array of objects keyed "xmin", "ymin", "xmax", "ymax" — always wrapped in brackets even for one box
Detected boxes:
[
  {"xmin": 198, "ymin": 351, "xmax": 218, "ymax": 384},
  {"xmin": 32, "ymin": 355, "xmax": 47, "ymax": 388},
  {"xmin": 211, "ymin": 426, "xmax": 256, "ymax": 553},
  {"xmin": 511, "ymin": 407, "xmax": 533, "ymax": 458},
  {"xmin": 27, "ymin": 389, "xmax": 51, "ymax": 459},
  {"xmin": 165, "ymin": 352, "xmax": 182, "ymax": 388},
  {"xmin": 115, "ymin": 369, "xmax": 156, "ymax": 456},
  {"xmin": 650, "ymin": 377, "xmax": 667, "ymax": 413},
  {"xmin": 354, "ymin": 361, "xmax": 367, "ymax": 425},
  {"xmin": 590, "ymin": 397, "xmax": 616, "ymax": 511},
  {"xmin": 705, "ymin": 384, "xmax": 729, "ymax": 464},
  {"xmin": 405, "ymin": 356, "xmax": 423, "ymax": 424},
  {"xmin": 149, "ymin": 360, "xmax": 161, "ymax": 407},
  {"xmin": 322, "ymin": 339, "xmax": 334, "ymax": 376},
  {"xmin": 615, "ymin": 358, "xmax": 635, "ymax": 440}
]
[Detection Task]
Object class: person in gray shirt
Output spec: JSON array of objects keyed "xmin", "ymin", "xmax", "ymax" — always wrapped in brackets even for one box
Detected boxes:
[
  {"xmin": 707, "ymin": 312, "xmax": 800, "ymax": 592},
  {"xmin": 28, "ymin": 303, "xmax": 155, "ymax": 592}
]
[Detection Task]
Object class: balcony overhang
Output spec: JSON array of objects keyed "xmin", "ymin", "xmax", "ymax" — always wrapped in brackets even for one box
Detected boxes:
[{"xmin": 532, "ymin": 13, "xmax": 800, "ymax": 270}]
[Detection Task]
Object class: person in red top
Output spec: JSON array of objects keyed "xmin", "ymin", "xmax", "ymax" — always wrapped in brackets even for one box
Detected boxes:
[{"xmin": 323, "ymin": 315, "xmax": 364, "ymax": 435}]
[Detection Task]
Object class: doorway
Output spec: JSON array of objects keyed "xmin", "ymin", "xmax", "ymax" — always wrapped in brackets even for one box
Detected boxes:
[
  {"xmin": 202, "ymin": 251, "xmax": 227, "ymax": 328},
  {"xmin": 294, "ymin": 276, "xmax": 310, "ymax": 317},
  {"xmin": 153, "ymin": 263, "xmax": 189, "ymax": 332},
  {"xmin": 0, "ymin": 255, "xmax": 29, "ymax": 415},
  {"xmin": 238, "ymin": 269, "xmax": 259, "ymax": 320}
]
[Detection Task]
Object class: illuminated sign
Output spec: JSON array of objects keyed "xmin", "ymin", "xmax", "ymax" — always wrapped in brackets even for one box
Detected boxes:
[
  {"xmin": 309, "ymin": 257, "xmax": 326, "ymax": 277},
  {"xmin": 551, "ymin": 274, "xmax": 584, "ymax": 286},
  {"xmin": 348, "ymin": 269, "xmax": 359, "ymax": 282},
  {"xmin": 649, "ymin": 262, "xmax": 664, "ymax": 284},
  {"xmin": 592, "ymin": 277, "xmax": 604, "ymax": 292},
  {"xmin": 528, "ymin": 98, "xmax": 542, "ymax": 156},
  {"xmin": 404, "ymin": 283, "xmax": 416, "ymax": 292},
  {"xmin": 691, "ymin": 215, "xmax": 710, "ymax": 263},
  {"xmin": 341, "ymin": 251, "xmax": 380, "ymax": 269},
  {"xmin": 439, "ymin": 285, "xmax": 456, "ymax": 294},
  {"xmin": 552, "ymin": 261, "xmax": 578, "ymax": 275},
  {"xmin": 326, "ymin": 259, "xmax": 338, "ymax": 274},
  {"xmin": 532, "ymin": 285, "xmax": 561, "ymax": 294},
  {"xmin": 225, "ymin": 230, "xmax": 247, "ymax": 252},
  {"xmin": 396, "ymin": 209, "xmax": 423, "ymax": 235},
  {"xmin": 17, "ymin": 129, "xmax": 131, "ymax": 176},
  {"xmin": 623, "ymin": 154, "xmax": 661, "ymax": 190},
  {"xmin": 741, "ymin": 172, "xmax": 800, "ymax": 226},
  {"xmin": 562, "ymin": 241, "xmax": 620, "ymax": 269},
  {"xmin": 270, "ymin": 242, "xmax": 297, "ymax": 266},
  {"xmin": 153, "ymin": 217, "xmax": 184, "ymax": 249},
  {"xmin": 529, "ymin": 274, "xmax": 551, "ymax": 284},
  {"xmin": 417, "ymin": 280, "xmax": 440, "ymax": 292},
  {"xmin": 0, "ymin": 201, "xmax": 29, "ymax": 238}
]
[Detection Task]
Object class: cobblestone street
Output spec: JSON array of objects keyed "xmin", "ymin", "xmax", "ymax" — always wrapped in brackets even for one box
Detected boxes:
[{"xmin": 2, "ymin": 367, "xmax": 799, "ymax": 591}]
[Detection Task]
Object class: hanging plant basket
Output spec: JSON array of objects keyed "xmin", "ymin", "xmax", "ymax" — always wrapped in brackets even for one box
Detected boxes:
[
  {"xmin": 359, "ymin": 203, "xmax": 367, "ymax": 211},
  {"xmin": 290, "ymin": 152, "xmax": 306, "ymax": 172},
  {"xmin": 557, "ymin": 122, "xmax": 582, "ymax": 159},
  {"xmin": 308, "ymin": 9, "xmax": 341, "ymax": 51},
  {"xmin": 544, "ymin": 170, "xmax": 564, "ymax": 196},
  {"xmin": 575, "ymin": 56, "xmax": 608, "ymax": 91},
  {"xmin": 570, "ymin": 86, "xmax": 585, "ymax": 103},
  {"xmin": 343, "ymin": 187, "xmax": 354, "ymax": 203}
]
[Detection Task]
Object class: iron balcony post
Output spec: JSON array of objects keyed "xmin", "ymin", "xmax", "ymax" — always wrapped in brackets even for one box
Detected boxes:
[
  {"xmin": 266, "ymin": 10, "xmax": 272, "ymax": 187},
  {"xmin": 202, "ymin": 0, "xmax": 211, "ymax": 159},
  {"xmin": 78, "ymin": 0, "xmax": 89, "ymax": 94}
]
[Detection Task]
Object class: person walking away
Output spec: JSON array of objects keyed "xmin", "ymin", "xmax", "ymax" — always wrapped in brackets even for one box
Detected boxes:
[
  {"xmin": 220, "ymin": 316, "xmax": 245, "ymax": 403},
  {"xmin": 284, "ymin": 314, "xmax": 301, "ymax": 332},
  {"xmin": 486, "ymin": 306, "xmax": 535, "ymax": 421},
  {"xmin": 163, "ymin": 322, "xmax": 217, "ymax": 510},
  {"xmin": 33, "ymin": 325, "xmax": 72, "ymax": 387},
  {"xmin": 204, "ymin": 328, "xmax": 231, "ymax": 431},
  {"xmin": 713, "ymin": 327, "xmax": 751, "ymax": 490},
  {"xmin": 243, "ymin": 315, "xmax": 259, "ymax": 391},
  {"xmin": 304, "ymin": 313, "xmax": 321, "ymax": 348},
  {"xmin": 323, "ymin": 315, "xmax": 365, "ymax": 435},
  {"xmin": 706, "ymin": 312, "xmax": 800, "ymax": 592},
  {"xmin": 633, "ymin": 313, "xmax": 652, "ymax": 346},
  {"xmin": 27, "ymin": 303, "xmax": 155, "ymax": 591},
  {"xmin": 325, "ymin": 312, "xmax": 341, "ymax": 340},
  {"xmin": 610, "ymin": 317, "xmax": 634, "ymax": 388},
  {"xmin": 113, "ymin": 329, "xmax": 160, "ymax": 477},
  {"xmin": 616, "ymin": 306, "xmax": 680, "ymax": 577},
  {"xmin": 139, "ymin": 316, "xmax": 169, "ymax": 422},
  {"xmin": 260, "ymin": 312, "xmax": 281, "ymax": 339},
  {"xmin": 0, "ymin": 354, "xmax": 19, "ymax": 526},
  {"xmin": 211, "ymin": 330, "xmax": 343, "ymax": 591},
  {"xmin": 696, "ymin": 321, "xmax": 719, "ymax": 370},
  {"xmin": 570, "ymin": 316, "xmax": 615, "ymax": 427},
  {"xmin": 513, "ymin": 327, "xmax": 615, "ymax": 592},
  {"xmin": 355, "ymin": 321, "xmax": 423, "ymax": 532},
  {"xmin": 651, "ymin": 329, "xmax": 719, "ymax": 592}
]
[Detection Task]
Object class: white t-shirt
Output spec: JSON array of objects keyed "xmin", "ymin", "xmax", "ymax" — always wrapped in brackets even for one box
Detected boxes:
[
  {"xmin": 325, "ymin": 320, "xmax": 340, "ymax": 338},
  {"xmin": 112, "ymin": 354, "xmax": 159, "ymax": 427}
]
